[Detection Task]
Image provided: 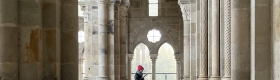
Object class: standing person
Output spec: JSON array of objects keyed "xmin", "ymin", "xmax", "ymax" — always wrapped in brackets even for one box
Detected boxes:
[{"xmin": 134, "ymin": 65, "xmax": 145, "ymax": 80}]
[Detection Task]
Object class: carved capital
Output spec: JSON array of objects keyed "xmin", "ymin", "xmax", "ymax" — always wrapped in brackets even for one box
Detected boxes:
[
  {"xmin": 150, "ymin": 54, "xmax": 158, "ymax": 62},
  {"xmin": 179, "ymin": 3, "xmax": 190, "ymax": 21},
  {"xmin": 80, "ymin": 5, "xmax": 88, "ymax": 22},
  {"xmin": 128, "ymin": 54, "xmax": 134, "ymax": 61},
  {"xmin": 121, "ymin": 0, "xmax": 130, "ymax": 6},
  {"xmin": 174, "ymin": 54, "xmax": 181, "ymax": 61},
  {"xmin": 119, "ymin": 5, "xmax": 129, "ymax": 22}
]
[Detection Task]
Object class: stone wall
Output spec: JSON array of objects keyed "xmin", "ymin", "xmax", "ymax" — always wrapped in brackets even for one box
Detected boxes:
[
  {"xmin": 128, "ymin": 0, "xmax": 183, "ymax": 54},
  {"xmin": 0, "ymin": 0, "xmax": 79, "ymax": 79}
]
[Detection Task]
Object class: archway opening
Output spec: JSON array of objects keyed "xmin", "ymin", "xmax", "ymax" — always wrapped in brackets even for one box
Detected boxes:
[
  {"xmin": 156, "ymin": 43, "xmax": 176, "ymax": 80},
  {"xmin": 131, "ymin": 43, "xmax": 152, "ymax": 80}
]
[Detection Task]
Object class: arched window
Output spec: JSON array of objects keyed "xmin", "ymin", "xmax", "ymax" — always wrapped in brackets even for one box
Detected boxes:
[
  {"xmin": 156, "ymin": 43, "xmax": 176, "ymax": 80},
  {"xmin": 131, "ymin": 43, "xmax": 152, "ymax": 80},
  {"xmin": 147, "ymin": 29, "xmax": 161, "ymax": 43},
  {"xmin": 149, "ymin": 0, "xmax": 158, "ymax": 16}
]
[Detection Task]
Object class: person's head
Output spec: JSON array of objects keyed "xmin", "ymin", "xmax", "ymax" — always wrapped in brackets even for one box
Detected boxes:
[{"xmin": 137, "ymin": 65, "xmax": 144, "ymax": 72}]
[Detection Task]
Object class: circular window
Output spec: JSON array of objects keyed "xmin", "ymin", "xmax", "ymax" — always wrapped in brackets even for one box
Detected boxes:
[{"xmin": 147, "ymin": 29, "xmax": 161, "ymax": 43}]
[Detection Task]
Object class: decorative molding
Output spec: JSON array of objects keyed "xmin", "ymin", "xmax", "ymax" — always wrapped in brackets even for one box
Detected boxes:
[
  {"xmin": 119, "ymin": 5, "xmax": 128, "ymax": 22},
  {"xmin": 178, "ymin": 0, "xmax": 190, "ymax": 4},
  {"xmin": 224, "ymin": 0, "xmax": 231, "ymax": 77},
  {"xmin": 80, "ymin": 5, "xmax": 88, "ymax": 22},
  {"xmin": 179, "ymin": 4, "xmax": 190, "ymax": 21},
  {"xmin": 129, "ymin": 26, "xmax": 179, "ymax": 54},
  {"xmin": 128, "ymin": 54, "xmax": 134, "ymax": 61},
  {"xmin": 174, "ymin": 54, "xmax": 181, "ymax": 61}
]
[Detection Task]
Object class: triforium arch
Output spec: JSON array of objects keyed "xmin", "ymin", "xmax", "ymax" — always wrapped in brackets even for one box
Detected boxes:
[
  {"xmin": 132, "ymin": 43, "xmax": 150, "ymax": 53},
  {"xmin": 129, "ymin": 26, "xmax": 179, "ymax": 54}
]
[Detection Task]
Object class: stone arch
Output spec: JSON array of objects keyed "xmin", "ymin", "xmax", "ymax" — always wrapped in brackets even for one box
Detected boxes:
[
  {"xmin": 133, "ymin": 42, "xmax": 150, "ymax": 53},
  {"xmin": 129, "ymin": 25, "xmax": 178, "ymax": 54},
  {"xmin": 157, "ymin": 41, "xmax": 178, "ymax": 54}
]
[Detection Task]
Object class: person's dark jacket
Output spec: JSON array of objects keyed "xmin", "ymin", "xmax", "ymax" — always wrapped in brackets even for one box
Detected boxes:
[{"xmin": 134, "ymin": 71, "xmax": 144, "ymax": 80}]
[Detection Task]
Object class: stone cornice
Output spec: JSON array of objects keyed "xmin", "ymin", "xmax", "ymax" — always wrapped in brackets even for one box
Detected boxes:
[{"xmin": 178, "ymin": 0, "xmax": 190, "ymax": 4}]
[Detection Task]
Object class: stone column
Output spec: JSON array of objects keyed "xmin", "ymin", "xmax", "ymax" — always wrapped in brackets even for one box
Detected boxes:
[
  {"xmin": 150, "ymin": 54, "xmax": 158, "ymax": 80},
  {"xmin": 96, "ymin": 0, "xmax": 109, "ymax": 80},
  {"xmin": 251, "ymin": 0, "xmax": 272, "ymax": 80},
  {"xmin": 178, "ymin": 1, "xmax": 191, "ymax": 80},
  {"xmin": 42, "ymin": 0, "xmax": 61, "ymax": 79},
  {"xmin": 82, "ymin": 4, "xmax": 92, "ymax": 79},
  {"xmin": 61, "ymin": 0, "xmax": 78, "ymax": 80},
  {"xmin": 82, "ymin": 5, "xmax": 93, "ymax": 77},
  {"xmin": 223, "ymin": 0, "xmax": 231, "ymax": 79},
  {"xmin": 198, "ymin": 0, "xmax": 208, "ymax": 80},
  {"xmin": 272, "ymin": 0, "xmax": 280, "ymax": 79},
  {"xmin": 79, "ymin": 58, "xmax": 85, "ymax": 80},
  {"xmin": 231, "ymin": 0, "xmax": 250, "ymax": 79},
  {"xmin": 119, "ymin": 2, "xmax": 129, "ymax": 80},
  {"xmin": 0, "ymin": 0, "xmax": 18, "ymax": 79},
  {"xmin": 210, "ymin": 0, "xmax": 220, "ymax": 80},
  {"xmin": 108, "ymin": 1, "xmax": 115, "ymax": 80},
  {"xmin": 189, "ymin": 0, "xmax": 197, "ymax": 79},
  {"xmin": 19, "ymin": 0, "xmax": 43, "ymax": 79},
  {"xmin": 114, "ymin": 3, "xmax": 121, "ymax": 80},
  {"xmin": 175, "ymin": 54, "xmax": 182, "ymax": 80},
  {"xmin": 128, "ymin": 54, "xmax": 134, "ymax": 80}
]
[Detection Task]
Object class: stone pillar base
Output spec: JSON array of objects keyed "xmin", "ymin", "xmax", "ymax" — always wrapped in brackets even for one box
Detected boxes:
[
  {"xmin": 120, "ymin": 76, "xmax": 127, "ymax": 80},
  {"xmin": 97, "ymin": 77, "xmax": 110, "ymax": 80},
  {"xmin": 197, "ymin": 78, "xmax": 208, "ymax": 80},
  {"xmin": 221, "ymin": 77, "xmax": 231, "ymax": 80},
  {"xmin": 183, "ymin": 77, "xmax": 191, "ymax": 80},
  {"xmin": 209, "ymin": 77, "xmax": 220, "ymax": 80},
  {"xmin": 198, "ymin": 76, "xmax": 208, "ymax": 80}
]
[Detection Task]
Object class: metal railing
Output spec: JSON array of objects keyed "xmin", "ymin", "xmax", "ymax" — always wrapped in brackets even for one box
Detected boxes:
[{"xmin": 131, "ymin": 73, "xmax": 177, "ymax": 80}]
